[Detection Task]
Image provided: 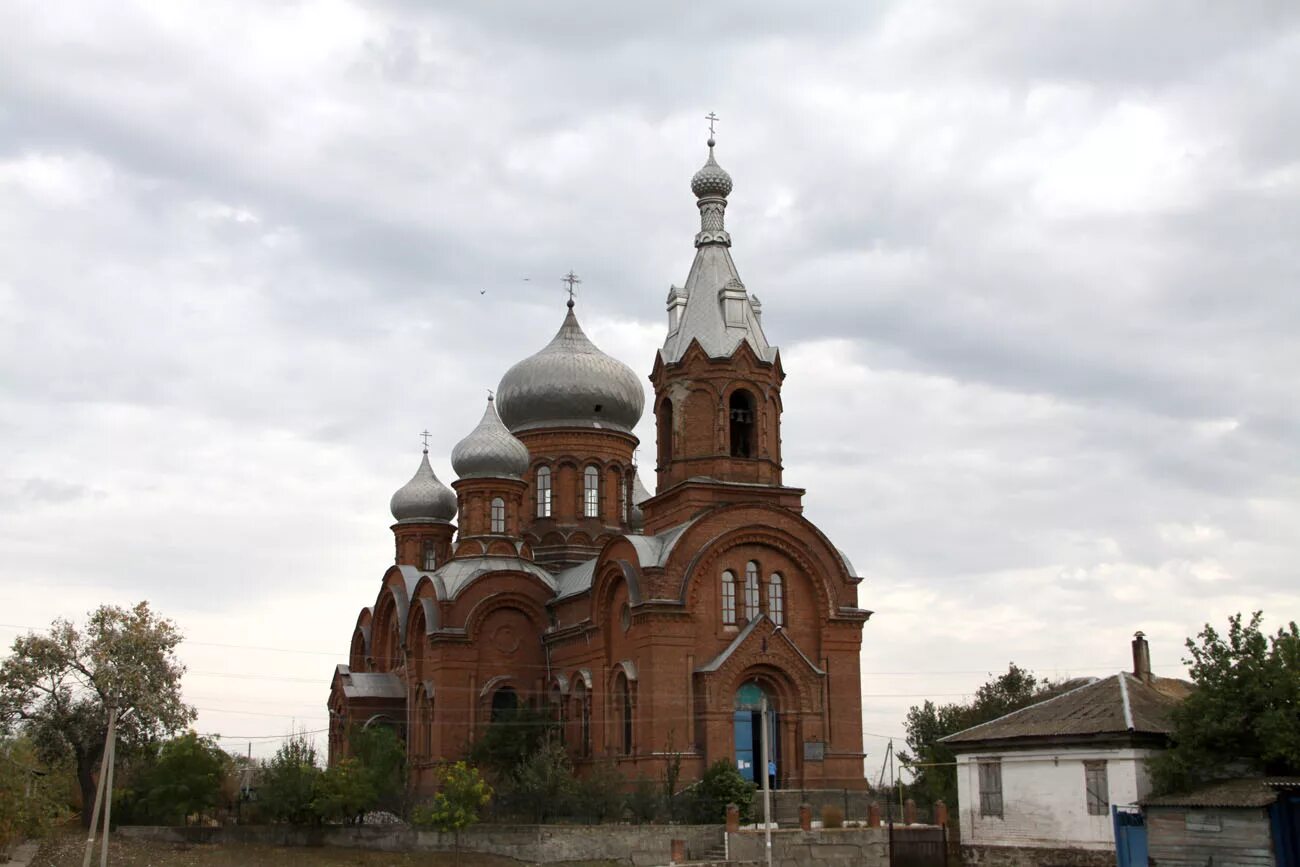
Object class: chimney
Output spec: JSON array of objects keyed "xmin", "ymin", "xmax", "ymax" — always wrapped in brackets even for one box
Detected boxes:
[{"xmin": 1132, "ymin": 631, "xmax": 1152, "ymax": 683}]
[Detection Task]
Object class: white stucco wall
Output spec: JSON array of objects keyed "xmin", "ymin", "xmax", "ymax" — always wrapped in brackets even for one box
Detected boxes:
[{"xmin": 954, "ymin": 746, "xmax": 1161, "ymax": 850}]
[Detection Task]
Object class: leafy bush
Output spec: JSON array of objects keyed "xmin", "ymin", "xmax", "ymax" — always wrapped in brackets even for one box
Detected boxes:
[
  {"xmin": 574, "ymin": 760, "xmax": 624, "ymax": 823},
  {"xmin": 140, "ymin": 732, "xmax": 230, "ymax": 824},
  {"xmin": 259, "ymin": 732, "xmax": 321, "ymax": 824},
  {"xmin": 507, "ymin": 740, "xmax": 576, "ymax": 822},
  {"xmin": 311, "ymin": 758, "xmax": 376, "ymax": 824},
  {"xmin": 466, "ymin": 707, "xmax": 555, "ymax": 780},
  {"xmin": 821, "ymin": 804, "xmax": 844, "ymax": 828},
  {"xmin": 626, "ymin": 775, "xmax": 661, "ymax": 824},
  {"xmin": 348, "ymin": 725, "xmax": 406, "ymax": 814},
  {"xmin": 0, "ymin": 738, "xmax": 68, "ymax": 853},
  {"xmin": 691, "ymin": 760, "xmax": 754, "ymax": 823}
]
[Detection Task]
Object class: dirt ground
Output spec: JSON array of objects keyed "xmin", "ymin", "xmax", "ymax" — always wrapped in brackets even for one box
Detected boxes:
[{"xmin": 30, "ymin": 825, "xmax": 617, "ymax": 867}]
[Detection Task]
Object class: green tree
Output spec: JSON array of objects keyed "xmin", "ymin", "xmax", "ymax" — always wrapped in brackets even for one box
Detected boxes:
[
  {"xmin": 413, "ymin": 762, "xmax": 493, "ymax": 867},
  {"xmin": 465, "ymin": 707, "xmax": 554, "ymax": 779},
  {"xmin": 139, "ymin": 731, "xmax": 230, "ymax": 825},
  {"xmin": 692, "ymin": 759, "xmax": 754, "ymax": 823},
  {"xmin": 259, "ymin": 731, "xmax": 321, "ymax": 824},
  {"xmin": 0, "ymin": 602, "xmax": 195, "ymax": 828},
  {"xmin": 508, "ymin": 739, "xmax": 576, "ymax": 822},
  {"xmin": 312, "ymin": 758, "xmax": 376, "ymax": 824},
  {"xmin": 900, "ymin": 663, "xmax": 1051, "ymax": 807},
  {"xmin": 627, "ymin": 775, "xmax": 662, "ymax": 824},
  {"xmin": 0, "ymin": 737, "xmax": 68, "ymax": 854},
  {"xmin": 574, "ymin": 759, "xmax": 624, "ymax": 823},
  {"xmin": 349, "ymin": 724, "xmax": 407, "ymax": 814},
  {"xmin": 1149, "ymin": 612, "xmax": 1300, "ymax": 794}
]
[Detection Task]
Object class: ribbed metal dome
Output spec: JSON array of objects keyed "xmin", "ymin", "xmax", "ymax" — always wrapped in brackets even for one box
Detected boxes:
[
  {"xmin": 691, "ymin": 139, "xmax": 733, "ymax": 199},
  {"xmin": 496, "ymin": 305, "xmax": 645, "ymax": 434},
  {"xmin": 390, "ymin": 449, "xmax": 457, "ymax": 522},
  {"xmin": 451, "ymin": 396, "xmax": 530, "ymax": 480}
]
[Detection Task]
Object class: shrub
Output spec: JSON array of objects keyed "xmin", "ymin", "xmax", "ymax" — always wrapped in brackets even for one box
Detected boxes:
[
  {"xmin": 140, "ymin": 732, "xmax": 230, "ymax": 825},
  {"xmin": 311, "ymin": 758, "xmax": 376, "ymax": 824},
  {"xmin": 821, "ymin": 804, "xmax": 844, "ymax": 828},
  {"xmin": 507, "ymin": 740, "xmax": 576, "ymax": 822},
  {"xmin": 348, "ymin": 725, "xmax": 407, "ymax": 815},
  {"xmin": 574, "ymin": 760, "xmax": 624, "ymax": 823},
  {"xmin": 691, "ymin": 760, "xmax": 754, "ymax": 823},
  {"xmin": 259, "ymin": 732, "xmax": 320, "ymax": 824},
  {"xmin": 626, "ymin": 775, "xmax": 661, "ymax": 824}
]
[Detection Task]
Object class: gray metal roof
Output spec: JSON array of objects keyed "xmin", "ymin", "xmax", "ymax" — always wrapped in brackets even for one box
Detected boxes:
[
  {"xmin": 943, "ymin": 673, "xmax": 1191, "ymax": 747},
  {"xmin": 624, "ymin": 517, "xmax": 697, "ymax": 569},
  {"xmin": 340, "ymin": 670, "xmax": 405, "ymax": 700},
  {"xmin": 429, "ymin": 556, "xmax": 556, "ymax": 600},
  {"xmin": 553, "ymin": 559, "xmax": 596, "ymax": 600},
  {"xmin": 451, "ymin": 396, "xmax": 530, "ymax": 480},
  {"xmin": 1142, "ymin": 777, "xmax": 1300, "ymax": 808},
  {"xmin": 628, "ymin": 473, "xmax": 653, "ymax": 533},
  {"xmin": 390, "ymin": 449, "xmax": 457, "ymax": 523},
  {"xmin": 496, "ymin": 304, "xmax": 645, "ymax": 435},
  {"xmin": 695, "ymin": 613, "xmax": 825, "ymax": 675}
]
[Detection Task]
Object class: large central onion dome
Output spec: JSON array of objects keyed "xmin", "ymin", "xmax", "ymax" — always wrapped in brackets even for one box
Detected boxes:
[
  {"xmin": 451, "ymin": 396, "xmax": 530, "ymax": 480},
  {"xmin": 495, "ymin": 304, "xmax": 645, "ymax": 434},
  {"xmin": 390, "ymin": 449, "xmax": 457, "ymax": 522}
]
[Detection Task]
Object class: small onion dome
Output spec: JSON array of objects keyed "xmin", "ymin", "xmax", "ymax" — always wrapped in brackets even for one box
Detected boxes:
[
  {"xmin": 496, "ymin": 305, "xmax": 645, "ymax": 434},
  {"xmin": 690, "ymin": 139, "xmax": 733, "ymax": 199},
  {"xmin": 451, "ymin": 396, "xmax": 530, "ymax": 480},
  {"xmin": 628, "ymin": 473, "xmax": 653, "ymax": 533},
  {"xmin": 390, "ymin": 449, "xmax": 457, "ymax": 522}
]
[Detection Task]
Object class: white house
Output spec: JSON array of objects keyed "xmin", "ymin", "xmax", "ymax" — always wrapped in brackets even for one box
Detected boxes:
[{"xmin": 942, "ymin": 634, "xmax": 1191, "ymax": 867}]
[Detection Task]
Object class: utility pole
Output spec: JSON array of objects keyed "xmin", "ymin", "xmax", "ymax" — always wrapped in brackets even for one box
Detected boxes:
[
  {"xmin": 760, "ymin": 695, "xmax": 773, "ymax": 867},
  {"xmin": 100, "ymin": 717, "xmax": 118, "ymax": 867},
  {"xmin": 82, "ymin": 707, "xmax": 117, "ymax": 867}
]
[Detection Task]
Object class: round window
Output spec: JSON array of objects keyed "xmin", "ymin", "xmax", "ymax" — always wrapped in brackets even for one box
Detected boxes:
[{"xmin": 620, "ymin": 602, "xmax": 631, "ymax": 632}]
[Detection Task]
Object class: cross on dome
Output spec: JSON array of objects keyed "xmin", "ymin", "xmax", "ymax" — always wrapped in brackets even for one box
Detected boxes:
[{"xmin": 562, "ymin": 270, "xmax": 581, "ymax": 308}]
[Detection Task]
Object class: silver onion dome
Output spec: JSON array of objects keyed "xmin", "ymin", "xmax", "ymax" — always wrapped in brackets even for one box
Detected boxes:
[
  {"xmin": 390, "ymin": 449, "xmax": 458, "ymax": 522},
  {"xmin": 495, "ymin": 304, "xmax": 645, "ymax": 434},
  {"xmin": 451, "ymin": 396, "xmax": 530, "ymax": 480},
  {"xmin": 691, "ymin": 138, "xmax": 733, "ymax": 199}
]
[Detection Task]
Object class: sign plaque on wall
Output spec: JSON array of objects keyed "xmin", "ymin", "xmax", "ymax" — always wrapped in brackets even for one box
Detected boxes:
[{"xmin": 803, "ymin": 741, "xmax": 825, "ymax": 761}]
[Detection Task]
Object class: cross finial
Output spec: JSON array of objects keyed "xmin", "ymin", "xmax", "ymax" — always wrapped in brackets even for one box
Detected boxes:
[
  {"xmin": 562, "ymin": 270, "xmax": 581, "ymax": 308},
  {"xmin": 419, "ymin": 429, "xmax": 432, "ymax": 451},
  {"xmin": 705, "ymin": 112, "xmax": 720, "ymax": 140}
]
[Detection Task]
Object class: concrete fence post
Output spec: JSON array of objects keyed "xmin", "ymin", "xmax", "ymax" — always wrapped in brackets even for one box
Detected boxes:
[
  {"xmin": 671, "ymin": 838, "xmax": 686, "ymax": 864},
  {"xmin": 904, "ymin": 798, "xmax": 917, "ymax": 825},
  {"xmin": 725, "ymin": 804, "xmax": 740, "ymax": 833},
  {"xmin": 934, "ymin": 800, "xmax": 949, "ymax": 828},
  {"xmin": 868, "ymin": 802, "xmax": 882, "ymax": 828},
  {"xmin": 799, "ymin": 803, "xmax": 812, "ymax": 832}
]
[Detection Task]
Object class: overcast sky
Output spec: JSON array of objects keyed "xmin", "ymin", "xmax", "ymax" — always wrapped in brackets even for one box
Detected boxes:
[{"xmin": 2, "ymin": 1, "xmax": 1298, "ymax": 765}]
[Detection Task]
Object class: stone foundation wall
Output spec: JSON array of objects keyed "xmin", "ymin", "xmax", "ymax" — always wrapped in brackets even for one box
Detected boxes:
[
  {"xmin": 118, "ymin": 823, "xmax": 724, "ymax": 865},
  {"xmin": 728, "ymin": 827, "xmax": 889, "ymax": 867},
  {"xmin": 962, "ymin": 843, "xmax": 1117, "ymax": 867}
]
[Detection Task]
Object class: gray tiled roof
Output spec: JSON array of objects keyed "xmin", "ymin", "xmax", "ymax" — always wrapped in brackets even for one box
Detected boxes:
[
  {"xmin": 943, "ymin": 673, "xmax": 1191, "ymax": 747},
  {"xmin": 337, "ymin": 668, "xmax": 405, "ymax": 700}
]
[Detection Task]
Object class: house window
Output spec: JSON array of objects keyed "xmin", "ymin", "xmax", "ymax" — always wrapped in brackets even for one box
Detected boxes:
[
  {"xmin": 769, "ymin": 573, "xmax": 784, "ymax": 626},
  {"xmin": 721, "ymin": 571, "xmax": 736, "ymax": 625},
  {"xmin": 978, "ymin": 759, "xmax": 1003, "ymax": 818},
  {"xmin": 536, "ymin": 466, "xmax": 552, "ymax": 518},
  {"xmin": 423, "ymin": 541, "xmax": 437, "ymax": 571},
  {"xmin": 490, "ymin": 497, "xmax": 505, "ymax": 533},
  {"xmin": 583, "ymin": 466, "xmax": 600, "ymax": 518},
  {"xmin": 1084, "ymin": 761, "xmax": 1109, "ymax": 815},
  {"xmin": 743, "ymin": 561, "xmax": 761, "ymax": 621}
]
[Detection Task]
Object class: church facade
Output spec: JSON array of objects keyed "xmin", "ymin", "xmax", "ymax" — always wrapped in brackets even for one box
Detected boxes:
[{"xmin": 327, "ymin": 137, "xmax": 872, "ymax": 794}]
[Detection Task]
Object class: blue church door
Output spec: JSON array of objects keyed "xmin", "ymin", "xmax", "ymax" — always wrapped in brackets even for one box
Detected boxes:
[{"xmin": 734, "ymin": 682, "xmax": 779, "ymax": 785}]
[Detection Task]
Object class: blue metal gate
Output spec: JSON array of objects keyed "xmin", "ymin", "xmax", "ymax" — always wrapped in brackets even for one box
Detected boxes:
[{"xmin": 1113, "ymin": 806, "xmax": 1148, "ymax": 867}]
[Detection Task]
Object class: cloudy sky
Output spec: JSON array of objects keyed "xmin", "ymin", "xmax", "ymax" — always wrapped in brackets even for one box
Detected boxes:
[{"xmin": 2, "ymin": 1, "xmax": 1298, "ymax": 764}]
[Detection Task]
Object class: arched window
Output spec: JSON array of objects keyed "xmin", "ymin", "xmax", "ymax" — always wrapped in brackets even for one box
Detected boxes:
[
  {"xmin": 744, "ymin": 561, "xmax": 761, "ymax": 621},
  {"xmin": 615, "ymin": 674, "xmax": 633, "ymax": 755},
  {"xmin": 619, "ymin": 475, "xmax": 629, "ymax": 523},
  {"xmin": 729, "ymin": 390, "xmax": 756, "ymax": 458},
  {"xmin": 423, "ymin": 691, "xmax": 434, "ymax": 756},
  {"xmin": 575, "ymin": 682, "xmax": 591, "ymax": 757},
  {"xmin": 422, "ymin": 540, "xmax": 437, "ymax": 571},
  {"xmin": 721, "ymin": 570, "xmax": 737, "ymax": 625},
  {"xmin": 769, "ymin": 573, "xmax": 784, "ymax": 626},
  {"xmin": 658, "ymin": 398, "xmax": 674, "ymax": 464},
  {"xmin": 536, "ymin": 465, "xmax": 552, "ymax": 518},
  {"xmin": 583, "ymin": 466, "xmax": 600, "ymax": 518},
  {"xmin": 491, "ymin": 686, "xmax": 517, "ymax": 722},
  {"xmin": 490, "ymin": 497, "xmax": 506, "ymax": 533}
]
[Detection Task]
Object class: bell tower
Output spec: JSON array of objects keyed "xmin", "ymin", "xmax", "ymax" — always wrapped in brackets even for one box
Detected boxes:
[{"xmin": 642, "ymin": 128, "xmax": 803, "ymax": 535}]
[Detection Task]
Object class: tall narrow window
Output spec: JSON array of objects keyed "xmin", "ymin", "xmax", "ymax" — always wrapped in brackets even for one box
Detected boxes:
[
  {"xmin": 423, "ymin": 541, "xmax": 437, "ymax": 571},
  {"xmin": 658, "ymin": 399, "xmax": 674, "ymax": 465},
  {"xmin": 744, "ymin": 561, "xmax": 760, "ymax": 621},
  {"xmin": 1084, "ymin": 761, "xmax": 1109, "ymax": 815},
  {"xmin": 721, "ymin": 570, "xmax": 737, "ymax": 625},
  {"xmin": 619, "ymin": 475, "xmax": 628, "ymax": 523},
  {"xmin": 978, "ymin": 759, "xmax": 1004, "ymax": 818},
  {"xmin": 536, "ymin": 466, "xmax": 552, "ymax": 518},
  {"xmin": 615, "ymin": 674, "xmax": 633, "ymax": 755},
  {"xmin": 729, "ymin": 390, "xmax": 756, "ymax": 458},
  {"xmin": 576, "ymin": 683, "xmax": 591, "ymax": 757},
  {"xmin": 490, "ymin": 497, "xmax": 505, "ymax": 533},
  {"xmin": 583, "ymin": 466, "xmax": 600, "ymax": 518},
  {"xmin": 769, "ymin": 573, "xmax": 784, "ymax": 626}
]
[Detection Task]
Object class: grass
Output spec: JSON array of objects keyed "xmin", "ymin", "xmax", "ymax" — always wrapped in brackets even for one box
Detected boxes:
[{"xmin": 29, "ymin": 824, "xmax": 574, "ymax": 867}]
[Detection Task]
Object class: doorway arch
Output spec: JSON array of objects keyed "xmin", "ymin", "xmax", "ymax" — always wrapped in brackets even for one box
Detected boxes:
[{"xmin": 734, "ymin": 681, "xmax": 779, "ymax": 786}]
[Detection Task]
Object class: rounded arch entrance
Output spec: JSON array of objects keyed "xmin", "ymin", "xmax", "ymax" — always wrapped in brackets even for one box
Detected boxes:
[{"xmin": 731, "ymin": 668, "xmax": 794, "ymax": 788}]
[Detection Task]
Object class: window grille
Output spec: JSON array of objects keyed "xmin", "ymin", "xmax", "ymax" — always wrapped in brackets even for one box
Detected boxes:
[
  {"xmin": 490, "ymin": 497, "xmax": 505, "ymax": 533},
  {"xmin": 978, "ymin": 759, "xmax": 1003, "ymax": 818},
  {"xmin": 721, "ymin": 571, "xmax": 736, "ymax": 625},
  {"xmin": 1084, "ymin": 760, "xmax": 1109, "ymax": 815},
  {"xmin": 744, "ymin": 561, "xmax": 761, "ymax": 620},
  {"xmin": 769, "ymin": 573, "xmax": 784, "ymax": 626},
  {"xmin": 583, "ymin": 466, "xmax": 600, "ymax": 518},
  {"xmin": 536, "ymin": 466, "xmax": 552, "ymax": 518}
]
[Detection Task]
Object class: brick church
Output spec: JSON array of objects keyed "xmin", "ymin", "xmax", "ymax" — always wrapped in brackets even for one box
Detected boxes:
[{"xmin": 328, "ymin": 135, "xmax": 872, "ymax": 793}]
